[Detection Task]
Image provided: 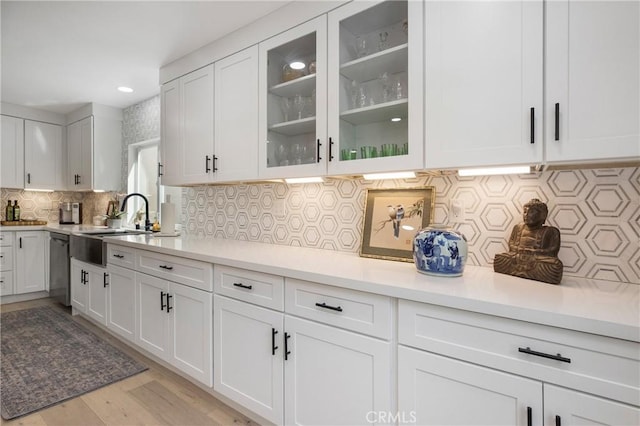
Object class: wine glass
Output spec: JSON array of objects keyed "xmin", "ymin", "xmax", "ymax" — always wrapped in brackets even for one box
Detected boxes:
[
  {"xmin": 280, "ymin": 97, "xmax": 291, "ymax": 122},
  {"xmin": 292, "ymin": 94, "xmax": 305, "ymax": 120},
  {"xmin": 378, "ymin": 31, "xmax": 388, "ymax": 51}
]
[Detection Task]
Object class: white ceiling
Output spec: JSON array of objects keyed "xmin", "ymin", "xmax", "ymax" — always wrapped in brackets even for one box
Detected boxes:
[{"xmin": 1, "ymin": 1, "xmax": 290, "ymax": 115}]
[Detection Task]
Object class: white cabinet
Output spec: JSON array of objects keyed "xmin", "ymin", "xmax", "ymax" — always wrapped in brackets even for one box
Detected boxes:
[
  {"xmin": 424, "ymin": 0, "xmax": 543, "ymax": 169},
  {"xmin": 1, "ymin": 115, "xmax": 24, "ymax": 189},
  {"xmin": 160, "ymin": 65, "xmax": 214, "ymax": 185},
  {"xmin": 214, "ymin": 45, "xmax": 259, "ymax": 182},
  {"xmin": 545, "ymin": 0, "xmax": 639, "ymax": 164},
  {"xmin": 70, "ymin": 258, "xmax": 88, "ymax": 311},
  {"xmin": 70, "ymin": 258, "xmax": 107, "ymax": 326},
  {"xmin": 14, "ymin": 231, "xmax": 45, "ymax": 294},
  {"xmin": 106, "ymin": 264, "xmax": 136, "ymax": 343},
  {"xmin": 66, "ymin": 116, "xmax": 92, "ymax": 190},
  {"xmin": 24, "ymin": 120, "xmax": 64, "ymax": 190},
  {"xmin": 136, "ymin": 271, "xmax": 213, "ymax": 386},
  {"xmin": 0, "ymin": 231, "xmax": 15, "ymax": 296}
]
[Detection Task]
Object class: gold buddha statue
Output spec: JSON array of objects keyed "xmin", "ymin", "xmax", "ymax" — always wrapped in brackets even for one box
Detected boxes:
[{"xmin": 494, "ymin": 198, "xmax": 563, "ymax": 284}]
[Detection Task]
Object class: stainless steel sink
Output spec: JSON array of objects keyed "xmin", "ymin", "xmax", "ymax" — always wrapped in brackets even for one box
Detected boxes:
[{"xmin": 70, "ymin": 229, "xmax": 150, "ymax": 266}]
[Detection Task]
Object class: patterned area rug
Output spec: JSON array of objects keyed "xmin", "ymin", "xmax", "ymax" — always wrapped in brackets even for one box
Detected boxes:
[{"xmin": 1, "ymin": 306, "xmax": 147, "ymax": 419}]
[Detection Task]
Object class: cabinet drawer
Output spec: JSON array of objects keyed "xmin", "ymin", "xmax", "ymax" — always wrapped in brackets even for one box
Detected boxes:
[
  {"xmin": 214, "ymin": 265, "xmax": 284, "ymax": 311},
  {"xmin": 0, "ymin": 271, "xmax": 13, "ymax": 296},
  {"xmin": 285, "ymin": 278, "xmax": 393, "ymax": 340},
  {"xmin": 0, "ymin": 232, "xmax": 14, "ymax": 247},
  {"xmin": 107, "ymin": 244, "xmax": 136, "ymax": 269},
  {"xmin": 0, "ymin": 247, "xmax": 13, "ymax": 271},
  {"xmin": 398, "ymin": 300, "xmax": 640, "ymax": 406},
  {"xmin": 137, "ymin": 250, "xmax": 213, "ymax": 292}
]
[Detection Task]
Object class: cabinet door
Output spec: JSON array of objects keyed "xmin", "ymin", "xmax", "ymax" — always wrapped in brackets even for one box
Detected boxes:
[
  {"xmin": 258, "ymin": 16, "xmax": 328, "ymax": 179},
  {"xmin": 24, "ymin": 120, "xmax": 64, "ymax": 190},
  {"xmin": 544, "ymin": 384, "xmax": 639, "ymax": 426},
  {"xmin": 1, "ymin": 115, "xmax": 24, "ymax": 189},
  {"xmin": 67, "ymin": 116, "xmax": 93, "ymax": 190},
  {"xmin": 86, "ymin": 264, "xmax": 108, "ymax": 326},
  {"xmin": 169, "ymin": 282, "xmax": 212, "ymax": 387},
  {"xmin": 136, "ymin": 272, "xmax": 170, "ymax": 360},
  {"xmin": 214, "ymin": 46, "xmax": 259, "ymax": 182},
  {"xmin": 160, "ymin": 78, "xmax": 181, "ymax": 186},
  {"xmin": 398, "ymin": 345, "xmax": 542, "ymax": 426},
  {"xmin": 546, "ymin": 1, "xmax": 639, "ymax": 163},
  {"xmin": 284, "ymin": 315, "xmax": 392, "ymax": 426},
  {"xmin": 106, "ymin": 264, "xmax": 136, "ymax": 343},
  {"xmin": 180, "ymin": 65, "xmax": 215, "ymax": 184},
  {"xmin": 424, "ymin": 0, "xmax": 543, "ymax": 169},
  {"xmin": 214, "ymin": 295, "xmax": 284, "ymax": 424},
  {"xmin": 70, "ymin": 258, "xmax": 88, "ymax": 312},
  {"xmin": 327, "ymin": 0, "xmax": 424, "ymax": 175},
  {"xmin": 15, "ymin": 232, "xmax": 45, "ymax": 294}
]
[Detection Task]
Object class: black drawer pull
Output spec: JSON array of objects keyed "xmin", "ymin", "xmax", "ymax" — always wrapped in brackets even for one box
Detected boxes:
[
  {"xmin": 527, "ymin": 406, "xmax": 532, "ymax": 426},
  {"xmin": 518, "ymin": 347, "xmax": 571, "ymax": 363},
  {"xmin": 103, "ymin": 273, "xmax": 109, "ymax": 288},
  {"xmin": 233, "ymin": 282, "xmax": 253, "ymax": 290},
  {"xmin": 159, "ymin": 265, "xmax": 173, "ymax": 270},
  {"xmin": 315, "ymin": 302, "xmax": 343, "ymax": 312},
  {"xmin": 166, "ymin": 294, "xmax": 173, "ymax": 313},
  {"xmin": 284, "ymin": 332, "xmax": 291, "ymax": 360},
  {"xmin": 113, "ymin": 254, "xmax": 124, "ymax": 259},
  {"xmin": 555, "ymin": 415, "xmax": 561, "ymax": 426},
  {"xmin": 272, "ymin": 328, "xmax": 278, "ymax": 355},
  {"xmin": 160, "ymin": 291, "xmax": 166, "ymax": 311}
]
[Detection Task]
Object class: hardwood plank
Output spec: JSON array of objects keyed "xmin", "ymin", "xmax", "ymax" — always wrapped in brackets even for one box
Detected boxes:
[
  {"xmin": 0, "ymin": 412, "xmax": 47, "ymax": 426},
  {"xmin": 81, "ymin": 383, "xmax": 159, "ymax": 426},
  {"xmin": 129, "ymin": 380, "xmax": 213, "ymax": 426},
  {"xmin": 38, "ymin": 398, "xmax": 105, "ymax": 426}
]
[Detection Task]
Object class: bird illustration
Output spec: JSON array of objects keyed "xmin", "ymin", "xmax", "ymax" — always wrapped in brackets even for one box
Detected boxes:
[{"xmin": 386, "ymin": 204, "xmax": 405, "ymax": 238}]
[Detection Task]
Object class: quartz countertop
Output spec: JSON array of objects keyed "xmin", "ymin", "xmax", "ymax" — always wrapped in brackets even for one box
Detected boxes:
[{"xmin": 101, "ymin": 234, "xmax": 640, "ymax": 343}]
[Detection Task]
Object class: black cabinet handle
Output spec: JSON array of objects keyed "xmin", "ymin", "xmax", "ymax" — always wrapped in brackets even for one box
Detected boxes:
[
  {"xmin": 518, "ymin": 347, "xmax": 571, "ymax": 363},
  {"xmin": 555, "ymin": 415, "xmax": 561, "ymax": 426},
  {"xmin": 19, "ymin": 237, "xmax": 22, "ymax": 249},
  {"xmin": 77, "ymin": 175, "xmax": 81, "ymax": 185},
  {"xmin": 272, "ymin": 328, "xmax": 279, "ymax": 355},
  {"xmin": 554, "ymin": 103, "xmax": 560, "ymax": 141},
  {"xmin": 316, "ymin": 139, "xmax": 322, "ymax": 162},
  {"xmin": 27, "ymin": 173, "xmax": 31, "ymax": 184},
  {"xmin": 213, "ymin": 155, "xmax": 218, "ymax": 172},
  {"xmin": 80, "ymin": 269, "xmax": 85, "ymax": 284},
  {"xmin": 158, "ymin": 162, "xmax": 163, "ymax": 177},
  {"xmin": 284, "ymin": 332, "xmax": 291, "ymax": 360},
  {"xmin": 527, "ymin": 406, "xmax": 532, "ymax": 426},
  {"xmin": 205, "ymin": 155, "xmax": 211, "ymax": 173},
  {"xmin": 159, "ymin": 265, "xmax": 174, "ymax": 270},
  {"xmin": 82, "ymin": 270, "xmax": 88, "ymax": 285},
  {"xmin": 166, "ymin": 294, "xmax": 173, "ymax": 313},
  {"xmin": 530, "ymin": 107, "xmax": 535, "ymax": 144},
  {"xmin": 329, "ymin": 137, "xmax": 334, "ymax": 161},
  {"xmin": 315, "ymin": 302, "xmax": 343, "ymax": 312},
  {"xmin": 233, "ymin": 282, "xmax": 253, "ymax": 290},
  {"xmin": 113, "ymin": 254, "xmax": 124, "ymax": 259},
  {"xmin": 103, "ymin": 273, "xmax": 109, "ymax": 288},
  {"xmin": 160, "ymin": 291, "xmax": 166, "ymax": 311}
]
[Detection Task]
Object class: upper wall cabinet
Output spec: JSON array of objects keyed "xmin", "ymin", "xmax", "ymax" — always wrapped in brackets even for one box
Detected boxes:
[
  {"xmin": 545, "ymin": 0, "xmax": 639, "ymax": 164},
  {"xmin": 24, "ymin": 120, "xmax": 65, "ymax": 190},
  {"xmin": 424, "ymin": 0, "xmax": 544, "ymax": 170},
  {"xmin": 66, "ymin": 104, "xmax": 122, "ymax": 192},
  {"xmin": 1, "ymin": 115, "xmax": 24, "ymax": 189},
  {"xmin": 327, "ymin": 0, "xmax": 424, "ymax": 176},
  {"xmin": 258, "ymin": 16, "xmax": 328, "ymax": 179}
]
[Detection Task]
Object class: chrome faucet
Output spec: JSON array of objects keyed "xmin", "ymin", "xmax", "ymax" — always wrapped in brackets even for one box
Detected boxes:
[{"xmin": 120, "ymin": 193, "xmax": 151, "ymax": 231}]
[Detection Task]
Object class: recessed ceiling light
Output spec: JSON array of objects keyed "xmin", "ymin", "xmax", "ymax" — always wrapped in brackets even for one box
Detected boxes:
[
  {"xmin": 289, "ymin": 61, "xmax": 306, "ymax": 70},
  {"xmin": 117, "ymin": 86, "xmax": 133, "ymax": 93}
]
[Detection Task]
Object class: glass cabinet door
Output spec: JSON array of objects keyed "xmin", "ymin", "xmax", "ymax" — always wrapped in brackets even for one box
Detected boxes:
[
  {"xmin": 258, "ymin": 16, "xmax": 327, "ymax": 179},
  {"xmin": 327, "ymin": 0, "xmax": 424, "ymax": 175}
]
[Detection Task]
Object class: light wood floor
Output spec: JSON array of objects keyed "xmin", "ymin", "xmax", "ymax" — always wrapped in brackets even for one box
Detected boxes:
[{"xmin": 0, "ymin": 298, "xmax": 257, "ymax": 426}]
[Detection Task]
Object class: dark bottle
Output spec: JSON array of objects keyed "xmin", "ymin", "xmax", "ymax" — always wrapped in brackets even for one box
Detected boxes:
[
  {"xmin": 13, "ymin": 200, "xmax": 20, "ymax": 221},
  {"xmin": 5, "ymin": 200, "xmax": 13, "ymax": 221}
]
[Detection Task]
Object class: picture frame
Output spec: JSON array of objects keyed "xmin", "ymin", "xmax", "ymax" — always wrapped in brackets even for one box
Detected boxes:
[
  {"xmin": 106, "ymin": 200, "xmax": 119, "ymax": 218},
  {"xmin": 360, "ymin": 187, "xmax": 435, "ymax": 262}
]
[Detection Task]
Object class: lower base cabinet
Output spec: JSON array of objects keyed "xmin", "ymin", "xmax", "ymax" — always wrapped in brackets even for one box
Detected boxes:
[
  {"xmin": 214, "ymin": 294, "xmax": 392, "ymax": 425},
  {"xmin": 71, "ymin": 258, "xmax": 108, "ymax": 326},
  {"xmin": 136, "ymin": 272, "xmax": 212, "ymax": 387},
  {"xmin": 106, "ymin": 264, "xmax": 136, "ymax": 343}
]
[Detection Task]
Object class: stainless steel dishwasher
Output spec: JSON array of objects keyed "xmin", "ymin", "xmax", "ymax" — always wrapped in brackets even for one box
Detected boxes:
[{"xmin": 49, "ymin": 232, "xmax": 70, "ymax": 306}]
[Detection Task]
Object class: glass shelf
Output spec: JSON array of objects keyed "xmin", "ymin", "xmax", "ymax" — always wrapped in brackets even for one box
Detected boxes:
[
  {"xmin": 340, "ymin": 44, "xmax": 408, "ymax": 83},
  {"xmin": 270, "ymin": 73, "xmax": 317, "ymax": 98},
  {"xmin": 340, "ymin": 99, "xmax": 407, "ymax": 125},
  {"xmin": 269, "ymin": 116, "xmax": 316, "ymax": 136}
]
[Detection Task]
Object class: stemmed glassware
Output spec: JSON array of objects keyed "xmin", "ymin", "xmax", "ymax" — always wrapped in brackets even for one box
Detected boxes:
[
  {"xmin": 292, "ymin": 94, "xmax": 305, "ymax": 120},
  {"xmin": 280, "ymin": 97, "xmax": 291, "ymax": 122}
]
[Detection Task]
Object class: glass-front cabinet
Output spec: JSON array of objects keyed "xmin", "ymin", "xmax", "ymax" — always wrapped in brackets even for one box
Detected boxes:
[
  {"xmin": 327, "ymin": 0, "xmax": 424, "ymax": 176},
  {"xmin": 258, "ymin": 16, "xmax": 327, "ymax": 179}
]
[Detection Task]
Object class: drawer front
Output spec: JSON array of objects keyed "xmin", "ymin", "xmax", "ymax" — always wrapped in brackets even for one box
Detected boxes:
[
  {"xmin": 285, "ymin": 278, "xmax": 393, "ymax": 340},
  {"xmin": 0, "ymin": 271, "xmax": 14, "ymax": 295},
  {"xmin": 0, "ymin": 247, "xmax": 13, "ymax": 271},
  {"xmin": 107, "ymin": 244, "xmax": 136, "ymax": 269},
  {"xmin": 214, "ymin": 265, "xmax": 284, "ymax": 311},
  {"xmin": 398, "ymin": 300, "xmax": 640, "ymax": 406},
  {"xmin": 137, "ymin": 250, "xmax": 213, "ymax": 292},
  {"xmin": 0, "ymin": 232, "xmax": 14, "ymax": 247}
]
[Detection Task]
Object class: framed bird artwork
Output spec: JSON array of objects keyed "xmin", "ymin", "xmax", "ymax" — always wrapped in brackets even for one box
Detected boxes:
[{"xmin": 360, "ymin": 187, "xmax": 435, "ymax": 262}]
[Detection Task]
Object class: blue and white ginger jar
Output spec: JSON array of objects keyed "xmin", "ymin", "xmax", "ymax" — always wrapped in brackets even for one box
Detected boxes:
[{"xmin": 413, "ymin": 225, "xmax": 468, "ymax": 277}]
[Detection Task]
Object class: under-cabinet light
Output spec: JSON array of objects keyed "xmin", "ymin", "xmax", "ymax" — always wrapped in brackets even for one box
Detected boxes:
[
  {"xmin": 117, "ymin": 86, "xmax": 133, "ymax": 93},
  {"xmin": 285, "ymin": 177, "xmax": 324, "ymax": 184},
  {"xmin": 391, "ymin": 117, "xmax": 402, "ymax": 122},
  {"xmin": 93, "ymin": 190, "xmax": 105, "ymax": 193},
  {"xmin": 24, "ymin": 188, "xmax": 54, "ymax": 192},
  {"xmin": 458, "ymin": 166, "xmax": 531, "ymax": 177},
  {"xmin": 362, "ymin": 171, "xmax": 416, "ymax": 180},
  {"xmin": 289, "ymin": 61, "xmax": 306, "ymax": 70}
]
